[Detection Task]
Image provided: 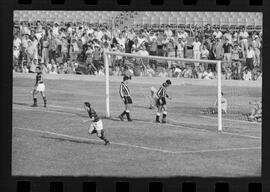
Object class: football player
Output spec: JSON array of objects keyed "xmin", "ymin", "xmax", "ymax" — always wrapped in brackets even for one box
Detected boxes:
[
  {"xmin": 247, "ymin": 100, "xmax": 262, "ymax": 122},
  {"xmin": 149, "ymin": 86, "xmax": 158, "ymax": 109},
  {"xmin": 84, "ymin": 102, "xmax": 110, "ymax": 145},
  {"xmin": 31, "ymin": 65, "xmax": 47, "ymax": 107},
  {"xmin": 118, "ymin": 75, "xmax": 133, "ymax": 121},
  {"xmin": 155, "ymin": 80, "xmax": 172, "ymax": 123},
  {"xmin": 204, "ymin": 92, "xmax": 227, "ymax": 114}
]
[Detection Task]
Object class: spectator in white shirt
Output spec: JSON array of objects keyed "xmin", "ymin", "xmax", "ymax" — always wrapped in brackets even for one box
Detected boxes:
[
  {"xmin": 164, "ymin": 26, "xmax": 173, "ymax": 39},
  {"xmin": 192, "ymin": 36, "xmax": 202, "ymax": 67},
  {"xmin": 52, "ymin": 22, "xmax": 59, "ymax": 37},
  {"xmin": 242, "ymin": 67, "xmax": 252, "ymax": 80},
  {"xmin": 13, "ymin": 34, "xmax": 21, "ymax": 49},
  {"xmin": 252, "ymin": 35, "xmax": 261, "ymax": 67},
  {"xmin": 94, "ymin": 27, "xmax": 104, "ymax": 41},
  {"xmin": 177, "ymin": 29, "xmax": 188, "ymax": 40},
  {"xmin": 203, "ymin": 69, "xmax": 214, "ymax": 79},
  {"xmin": 246, "ymin": 45, "xmax": 255, "ymax": 70},
  {"xmin": 213, "ymin": 28, "xmax": 223, "ymax": 39},
  {"xmin": 239, "ymin": 27, "xmax": 249, "ymax": 56},
  {"xmin": 200, "ymin": 44, "xmax": 209, "ymax": 70}
]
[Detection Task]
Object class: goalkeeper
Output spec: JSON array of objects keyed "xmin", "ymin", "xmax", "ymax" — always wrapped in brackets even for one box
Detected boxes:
[
  {"xmin": 247, "ymin": 100, "xmax": 262, "ymax": 122},
  {"xmin": 204, "ymin": 92, "xmax": 228, "ymax": 114}
]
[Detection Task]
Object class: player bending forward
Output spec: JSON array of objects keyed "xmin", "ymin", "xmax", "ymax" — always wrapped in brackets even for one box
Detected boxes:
[
  {"xmin": 247, "ymin": 100, "xmax": 262, "ymax": 122},
  {"xmin": 84, "ymin": 102, "xmax": 110, "ymax": 145},
  {"xmin": 31, "ymin": 65, "xmax": 47, "ymax": 107},
  {"xmin": 155, "ymin": 80, "xmax": 172, "ymax": 123},
  {"xmin": 204, "ymin": 92, "xmax": 227, "ymax": 114},
  {"xmin": 149, "ymin": 86, "xmax": 158, "ymax": 109},
  {"xmin": 118, "ymin": 75, "xmax": 133, "ymax": 121}
]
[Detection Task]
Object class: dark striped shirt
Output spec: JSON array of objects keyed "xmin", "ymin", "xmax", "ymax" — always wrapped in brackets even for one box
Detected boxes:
[
  {"xmin": 35, "ymin": 73, "xmax": 44, "ymax": 84},
  {"xmin": 87, "ymin": 107, "xmax": 100, "ymax": 122},
  {"xmin": 156, "ymin": 83, "xmax": 168, "ymax": 98},
  {"xmin": 119, "ymin": 82, "xmax": 130, "ymax": 98}
]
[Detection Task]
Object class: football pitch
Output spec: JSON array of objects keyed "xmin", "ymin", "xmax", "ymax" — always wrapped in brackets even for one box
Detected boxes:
[{"xmin": 12, "ymin": 73, "xmax": 261, "ymax": 177}]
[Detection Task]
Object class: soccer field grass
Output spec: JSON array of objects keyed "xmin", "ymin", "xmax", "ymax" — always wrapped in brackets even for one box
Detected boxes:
[{"xmin": 12, "ymin": 73, "xmax": 261, "ymax": 177}]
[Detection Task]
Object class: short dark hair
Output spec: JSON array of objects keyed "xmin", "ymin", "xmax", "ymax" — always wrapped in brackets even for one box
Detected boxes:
[
  {"xmin": 123, "ymin": 75, "xmax": 131, "ymax": 81},
  {"xmin": 84, "ymin": 102, "xmax": 91, "ymax": 107},
  {"xmin": 166, "ymin": 79, "xmax": 172, "ymax": 85}
]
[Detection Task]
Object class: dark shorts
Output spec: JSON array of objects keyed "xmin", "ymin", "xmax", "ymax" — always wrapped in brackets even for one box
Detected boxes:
[
  {"xmin": 156, "ymin": 97, "xmax": 166, "ymax": 106},
  {"xmin": 124, "ymin": 96, "xmax": 133, "ymax": 104}
]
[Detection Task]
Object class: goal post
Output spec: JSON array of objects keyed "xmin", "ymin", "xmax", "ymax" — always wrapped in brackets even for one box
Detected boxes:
[{"xmin": 103, "ymin": 51, "xmax": 223, "ymax": 132}]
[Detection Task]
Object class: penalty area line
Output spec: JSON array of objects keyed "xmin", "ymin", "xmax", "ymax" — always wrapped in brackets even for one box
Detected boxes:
[
  {"xmin": 14, "ymin": 103, "xmax": 262, "ymax": 140},
  {"xmin": 14, "ymin": 127, "xmax": 260, "ymax": 155}
]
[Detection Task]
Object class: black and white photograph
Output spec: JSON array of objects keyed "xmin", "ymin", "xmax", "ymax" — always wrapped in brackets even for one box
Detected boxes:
[{"xmin": 12, "ymin": 11, "xmax": 262, "ymax": 177}]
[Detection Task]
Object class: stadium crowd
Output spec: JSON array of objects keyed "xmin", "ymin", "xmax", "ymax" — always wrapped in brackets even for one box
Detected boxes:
[{"xmin": 13, "ymin": 19, "xmax": 262, "ymax": 80}]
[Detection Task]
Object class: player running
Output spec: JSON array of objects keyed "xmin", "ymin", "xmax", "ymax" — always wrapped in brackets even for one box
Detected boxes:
[
  {"xmin": 155, "ymin": 80, "xmax": 172, "ymax": 123},
  {"xmin": 84, "ymin": 102, "xmax": 110, "ymax": 145},
  {"xmin": 118, "ymin": 75, "xmax": 133, "ymax": 121},
  {"xmin": 31, "ymin": 65, "xmax": 47, "ymax": 107}
]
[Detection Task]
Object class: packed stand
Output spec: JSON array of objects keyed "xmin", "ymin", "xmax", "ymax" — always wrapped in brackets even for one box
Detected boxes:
[{"xmin": 13, "ymin": 20, "xmax": 262, "ymax": 80}]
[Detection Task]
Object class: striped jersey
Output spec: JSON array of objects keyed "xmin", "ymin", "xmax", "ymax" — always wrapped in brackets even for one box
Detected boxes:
[
  {"xmin": 156, "ymin": 83, "xmax": 168, "ymax": 98},
  {"xmin": 35, "ymin": 73, "xmax": 44, "ymax": 84},
  {"xmin": 119, "ymin": 82, "xmax": 130, "ymax": 98},
  {"xmin": 87, "ymin": 107, "xmax": 100, "ymax": 122}
]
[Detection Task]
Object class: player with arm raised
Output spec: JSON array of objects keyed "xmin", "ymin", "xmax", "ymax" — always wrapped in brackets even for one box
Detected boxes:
[
  {"xmin": 155, "ymin": 80, "xmax": 172, "ymax": 123},
  {"xmin": 31, "ymin": 65, "xmax": 47, "ymax": 107},
  {"xmin": 84, "ymin": 102, "xmax": 110, "ymax": 145},
  {"xmin": 118, "ymin": 75, "xmax": 133, "ymax": 122}
]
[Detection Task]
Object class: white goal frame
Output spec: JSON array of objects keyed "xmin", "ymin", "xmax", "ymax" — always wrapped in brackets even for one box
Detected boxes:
[{"xmin": 103, "ymin": 51, "xmax": 223, "ymax": 132}]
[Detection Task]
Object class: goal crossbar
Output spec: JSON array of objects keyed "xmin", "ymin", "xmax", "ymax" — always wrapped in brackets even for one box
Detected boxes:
[{"xmin": 103, "ymin": 51, "xmax": 223, "ymax": 132}]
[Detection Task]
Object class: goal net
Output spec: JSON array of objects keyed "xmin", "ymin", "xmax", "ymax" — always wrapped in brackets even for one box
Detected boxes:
[{"xmin": 103, "ymin": 51, "xmax": 262, "ymax": 133}]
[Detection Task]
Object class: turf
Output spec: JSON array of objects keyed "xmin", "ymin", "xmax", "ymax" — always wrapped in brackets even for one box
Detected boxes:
[{"xmin": 12, "ymin": 74, "xmax": 261, "ymax": 177}]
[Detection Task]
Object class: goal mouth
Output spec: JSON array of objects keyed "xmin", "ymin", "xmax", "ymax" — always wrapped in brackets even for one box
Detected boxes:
[{"xmin": 103, "ymin": 51, "xmax": 223, "ymax": 132}]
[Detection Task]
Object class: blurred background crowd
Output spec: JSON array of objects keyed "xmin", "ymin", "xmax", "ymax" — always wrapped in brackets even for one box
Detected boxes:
[{"xmin": 13, "ymin": 11, "xmax": 262, "ymax": 80}]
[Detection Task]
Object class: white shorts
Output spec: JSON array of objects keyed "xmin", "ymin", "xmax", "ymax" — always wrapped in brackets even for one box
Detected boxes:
[
  {"xmin": 36, "ymin": 83, "xmax": 45, "ymax": 92},
  {"xmin": 89, "ymin": 120, "xmax": 103, "ymax": 131},
  {"xmin": 88, "ymin": 120, "xmax": 104, "ymax": 136}
]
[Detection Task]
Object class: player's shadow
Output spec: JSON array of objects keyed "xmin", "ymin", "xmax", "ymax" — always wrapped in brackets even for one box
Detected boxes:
[
  {"xmin": 133, "ymin": 104, "xmax": 151, "ymax": 110},
  {"xmin": 13, "ymin": 102, "xmax": 31, "ymax": 106},
  {"xmin": 40, "ymin": 135, "xmax": 99, "ymax": 145}
]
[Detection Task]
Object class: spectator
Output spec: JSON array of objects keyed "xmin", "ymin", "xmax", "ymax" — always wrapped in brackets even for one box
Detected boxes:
[
  {"xmin": 41, "ymin": 35, "xmax": 50, "ymax": 64},
  {"xmin": 239, "ymin": 27, "xmax": 249, "ymax": 57},
  {"xmin": 252, "ymin": 35, "xmax": 261, "ymax": 67},
  {"xmin": 201, "ymin": 44, "xmax": 209, "ymax": 70},
  {"xmin": 166, "ymin": 39, "xmax": 175, "ymax": 68},
  {"xmin": 12, "ymin": 17, "xmax": 262, "ymax": 81},
  {"xmin": 192, "ymin": 36, "xmax": 201, "ymax": 67},
  {"xmin": 246, "ymin": 45, "xmax": 255, "ymax": 70},
  {"xmin": 242, "ymin": 67, "xmax": 252, "ymax": 80},
  {"xmin": 213, "ymin": 27, "xmax": 223, "ymax": 39}
]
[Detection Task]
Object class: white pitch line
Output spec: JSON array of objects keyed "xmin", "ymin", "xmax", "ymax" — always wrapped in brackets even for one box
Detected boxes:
[
  {"xmin": 166, "ymin": 117, "xmax": 261, "ymax": 140},
  {"xmin": 13, "ymin": 103, "xmax": 261, "ymax": 140},
  {"xmin": 200, "ymin": 115, "xmax": 261, "ymax": 125},
  {"xmin": 13, "ymin": 106, "xmax": 78, "ymax": 116},
  {"xmin": 14, "ymin": 127, "xmax": 261, "ymax": 155}
]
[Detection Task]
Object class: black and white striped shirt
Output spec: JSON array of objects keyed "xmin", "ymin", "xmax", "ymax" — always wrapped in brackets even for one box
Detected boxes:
[
  {"xmin": 119, "ymin": 82, "xmax": 130, "ymax": 98},
  {"xmin": 156, "ymin": 83, "xmax": 168, "ymax": 98}
]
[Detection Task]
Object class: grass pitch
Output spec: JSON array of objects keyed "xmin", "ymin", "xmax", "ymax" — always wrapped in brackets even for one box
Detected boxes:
[{"xmin": 12, "ymin": 73, "xmax": 261, "ymax": 177}]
